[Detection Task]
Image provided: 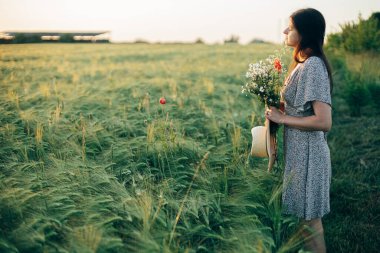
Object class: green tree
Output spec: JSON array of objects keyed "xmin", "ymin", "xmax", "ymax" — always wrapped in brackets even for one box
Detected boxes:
[
  {"xmin": 327, "ymin": 12, "xmax": 380, "ymax": 53},
  {"xmin": 224, "ymin": 34, "xmax": 239, "ymax": 44},
  {"xmin": 59, "ymin": 34, "xmax": 75, "ymax": 43},
  {"xmin": 13, "ymin": 34, "xmax": 41, "ymax": 43}
]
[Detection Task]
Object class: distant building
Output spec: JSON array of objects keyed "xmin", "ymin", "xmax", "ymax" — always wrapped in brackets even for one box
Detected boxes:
[{"xmin": 0, "ymin": 31, "xmax": 111, "ymax": 44}]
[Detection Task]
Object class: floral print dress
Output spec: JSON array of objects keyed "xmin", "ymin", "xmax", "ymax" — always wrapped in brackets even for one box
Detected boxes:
[{"xmin": 280, "ymin": 56, "xmax": 332, "ymax": 220}]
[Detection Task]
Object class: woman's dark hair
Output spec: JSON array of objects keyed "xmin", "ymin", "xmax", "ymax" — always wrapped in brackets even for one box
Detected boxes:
[{"xmin": 289, "ymin": 8, "xmax": 333, "ymax": 94}]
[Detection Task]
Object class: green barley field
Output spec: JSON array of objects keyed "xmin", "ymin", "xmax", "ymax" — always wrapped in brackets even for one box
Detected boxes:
[{"xmin": 0, "ymin": 43, "xmax": 379, "ymax": 253}]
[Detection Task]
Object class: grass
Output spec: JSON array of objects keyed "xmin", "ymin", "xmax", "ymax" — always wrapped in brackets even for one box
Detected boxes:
[
  {"xmin": 323, "ymin": 49, "xmax": 380, "ymax": 252},
  {"xmin": 0, "ymin": 43, "xmax": 379, "ymax": 252}
]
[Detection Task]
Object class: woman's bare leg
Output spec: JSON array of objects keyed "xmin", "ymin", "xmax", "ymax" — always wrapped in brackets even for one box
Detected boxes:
[{"xmin": 299, "ymin": 218, "xmax": 326, "ymax": 253}]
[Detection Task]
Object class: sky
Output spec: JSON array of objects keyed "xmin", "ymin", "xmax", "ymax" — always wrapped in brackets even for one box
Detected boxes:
[{"xmin": 0, "ymin": 0, "xmax": 379, "ymax": 44}]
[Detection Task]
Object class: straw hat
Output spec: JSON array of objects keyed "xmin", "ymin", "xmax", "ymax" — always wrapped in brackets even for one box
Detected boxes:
[{"xmin": 250, "ymin": 118, "xmax": 277, "ymax": 172}]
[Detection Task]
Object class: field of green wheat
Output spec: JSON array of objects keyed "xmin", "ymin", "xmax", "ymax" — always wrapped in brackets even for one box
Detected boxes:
[{"xmin": 1, "ymin": 43, "xmax": 379, "ymax": 253}]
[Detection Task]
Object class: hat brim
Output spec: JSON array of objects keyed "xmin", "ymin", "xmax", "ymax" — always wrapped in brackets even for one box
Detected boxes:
[
  {"xmin": 250, "ymin": 118, "xmax": 277, "ymax": 172},
  {"xmin": 251, "ymin": 126, "xmax": 268, "ymax": 157}
]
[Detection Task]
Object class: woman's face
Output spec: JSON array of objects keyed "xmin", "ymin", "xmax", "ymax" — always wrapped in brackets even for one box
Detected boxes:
[{"xmin": 283, "ymin": 19, "xmax": 301, "ymax": 47}]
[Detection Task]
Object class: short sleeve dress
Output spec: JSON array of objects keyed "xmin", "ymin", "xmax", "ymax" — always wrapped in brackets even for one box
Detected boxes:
[{"xmin": 280, "ymin": 56, "xmax": 332, "ymax": 221}]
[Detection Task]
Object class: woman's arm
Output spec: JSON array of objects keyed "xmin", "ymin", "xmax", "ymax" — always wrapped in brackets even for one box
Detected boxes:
[{"xmin": 266, "ymin": 101, "xmax": 332, "ymax": 132}]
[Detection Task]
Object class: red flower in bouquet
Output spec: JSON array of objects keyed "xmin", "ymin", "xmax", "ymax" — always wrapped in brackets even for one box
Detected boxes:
[{"xmin": 274, "ymin": 58, "xmax": 282, "ymax": 73}]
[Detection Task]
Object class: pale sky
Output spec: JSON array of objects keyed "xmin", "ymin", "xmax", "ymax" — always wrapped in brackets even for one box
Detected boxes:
[{"xmin": 0, "ymin": 0, "xmax": 379, "ymax": 44}]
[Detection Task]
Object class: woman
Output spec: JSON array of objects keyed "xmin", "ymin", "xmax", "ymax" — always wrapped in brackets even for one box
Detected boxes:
[{"xmin": 265, "ymin": 8, "xmax": 333, "ymax": 253}]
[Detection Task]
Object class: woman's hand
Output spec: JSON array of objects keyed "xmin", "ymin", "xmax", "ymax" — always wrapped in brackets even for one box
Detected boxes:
[{"xmin": 265, "ymin": 106, "xmax": 286, "ymax": 124}]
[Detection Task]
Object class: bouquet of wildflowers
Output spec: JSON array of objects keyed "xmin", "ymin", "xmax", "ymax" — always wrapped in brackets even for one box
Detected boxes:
[
  {"xmin": 242, "ymin": 51, "xmax": 287, "ymax": 109},
  {"xmin": 242, "ymin": 50, "xmax": 288, "ymax": 133}
]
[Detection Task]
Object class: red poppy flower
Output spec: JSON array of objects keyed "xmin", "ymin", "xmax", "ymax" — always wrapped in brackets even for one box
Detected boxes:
[
  {"xmin": 274, "ymin": 58, "xmax": 282, "ymax": 73},
  {"xmin": 159, "ymin": 97, "xmax": 166, "ymax": 104}
]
